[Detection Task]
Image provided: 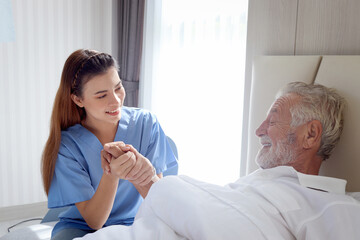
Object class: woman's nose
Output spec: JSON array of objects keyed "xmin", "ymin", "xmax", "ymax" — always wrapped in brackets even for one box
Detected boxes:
[{"xmin": 109, "ymin": 91, "xmax": 120, "ymax": 104}]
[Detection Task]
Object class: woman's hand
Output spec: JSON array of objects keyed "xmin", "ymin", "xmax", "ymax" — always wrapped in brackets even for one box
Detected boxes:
[
  {"xmin": 102, "ymin": 142, "xmax": 156, "ymax": 186},
  {"xmin": 103, "ymin": 142, "xmax": 135, "ymax": 179},
  {"xmin": 100, "ymin": 149, "xmax": 112, "ymax": 175},
  {"xmin": 102, "ymin": 141, "xmax": 160, "ymax": 198},
  {"xmin": 101, "ymin": 141, "xmax": 127, "ymax": 175}
]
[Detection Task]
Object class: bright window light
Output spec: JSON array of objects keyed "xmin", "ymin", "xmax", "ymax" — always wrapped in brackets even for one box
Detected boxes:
[{"xmin": 143, "ymin": 0, "xmax": 248, "ymax": 185}]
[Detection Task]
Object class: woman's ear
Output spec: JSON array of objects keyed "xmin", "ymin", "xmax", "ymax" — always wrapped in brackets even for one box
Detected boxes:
[
  {"xmin": 71, "ymin": 94, "xmax": 84, "ymax": 108},
  {"xmin": 304, "ymin": 120, "xmax": 322, "ymax": 149}
]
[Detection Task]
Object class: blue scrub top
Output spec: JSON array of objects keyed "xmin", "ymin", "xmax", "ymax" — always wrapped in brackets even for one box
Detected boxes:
[{"xmin": 48, "ymin": 107, "xmax": 178, "ymax": 236}]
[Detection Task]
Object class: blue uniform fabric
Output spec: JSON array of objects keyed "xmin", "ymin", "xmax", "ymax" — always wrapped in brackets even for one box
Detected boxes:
[{"xmin": 47, "ymin": 107, "xmax": 178, "ymax": 237}]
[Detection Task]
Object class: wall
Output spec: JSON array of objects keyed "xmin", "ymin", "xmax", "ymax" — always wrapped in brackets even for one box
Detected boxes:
[
  {"xmin": 241, "ymin": 0, "xmax": 360, "ymax": 175},
  {"xmin": 0, "ymin": 0, "xmax": 115, "ymax": 208}
]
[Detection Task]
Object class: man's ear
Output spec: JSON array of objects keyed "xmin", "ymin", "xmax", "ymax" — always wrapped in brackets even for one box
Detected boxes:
[
  {"xmin": 71, "ymin": 94, "xmax": 84, "ymax": 108},
  {"xmin": 304, "ymin": 120, "xmax": 322, "ymax": 149}
]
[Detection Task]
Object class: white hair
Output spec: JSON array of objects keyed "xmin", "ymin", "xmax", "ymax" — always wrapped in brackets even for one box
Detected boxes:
[{"xmin": 276, "ymin": 82, "xmax": 346, "ymax": 160}]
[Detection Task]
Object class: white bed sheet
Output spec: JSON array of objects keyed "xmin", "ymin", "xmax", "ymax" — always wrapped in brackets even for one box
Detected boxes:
[
  {"xmin": 77, "ymin": 175, "xmax": 279, "ymax": 240},
  {"xmin": 2, "ymin": 176, "xmax": 359, "ymax": 240},
  {"xmin": 77, "ymin": 175, "xmax": 360, "ymax": 240}
]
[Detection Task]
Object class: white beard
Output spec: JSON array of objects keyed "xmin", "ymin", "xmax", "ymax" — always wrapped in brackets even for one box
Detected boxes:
[{"xmin": 255, "ymin": 134, "xmax": 297, "ymax": 169}]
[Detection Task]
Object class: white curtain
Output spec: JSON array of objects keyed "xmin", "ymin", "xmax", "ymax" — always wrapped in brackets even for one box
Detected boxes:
[{"xmin": 140, "ymin": 0, "xmax": 248, "ymax": 185}]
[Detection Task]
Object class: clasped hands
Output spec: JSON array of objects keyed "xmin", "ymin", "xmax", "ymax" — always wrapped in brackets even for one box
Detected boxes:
[{"xmin": 101, "ymin": 142, "xmax": 157, "ymax": 186}]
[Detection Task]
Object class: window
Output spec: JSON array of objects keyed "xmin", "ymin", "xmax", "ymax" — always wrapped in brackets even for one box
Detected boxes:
[{"xmin": 140, "ymin": 0, "xmax": 248, "ymax": 185}]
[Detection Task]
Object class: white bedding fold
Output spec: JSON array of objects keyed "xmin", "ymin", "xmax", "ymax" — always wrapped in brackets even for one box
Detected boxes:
[{"xmin": 76, "ymin": 176, "xmax": 281, "ymax": 240}]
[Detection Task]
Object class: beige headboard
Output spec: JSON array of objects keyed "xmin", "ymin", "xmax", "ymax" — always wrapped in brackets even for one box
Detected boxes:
[{"xmin": 246, "ymin": 56, "xmax": 360, "ymax": 192}]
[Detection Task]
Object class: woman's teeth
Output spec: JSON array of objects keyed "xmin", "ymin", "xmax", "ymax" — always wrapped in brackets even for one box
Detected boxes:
[{"xmin": 107, "ymin": 109, "xmax": 118, "ymax": 113}]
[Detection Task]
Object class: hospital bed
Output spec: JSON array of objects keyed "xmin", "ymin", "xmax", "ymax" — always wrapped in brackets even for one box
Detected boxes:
[{"xmin": 1, "ymin": 55, "xmax": 360, "ymax": 239}]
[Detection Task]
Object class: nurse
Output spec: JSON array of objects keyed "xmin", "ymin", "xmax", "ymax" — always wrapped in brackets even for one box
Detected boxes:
[{"xmin": 41, "ymin": 49, "xmax": 178, "ymax": 240}]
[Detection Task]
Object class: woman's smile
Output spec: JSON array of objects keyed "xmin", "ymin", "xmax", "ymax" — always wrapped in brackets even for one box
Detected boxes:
[{"xmin": 106, "ymin": 108, "xmax": 121, "ymax": 116}]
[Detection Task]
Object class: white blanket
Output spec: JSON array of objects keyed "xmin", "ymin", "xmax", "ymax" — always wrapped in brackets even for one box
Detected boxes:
[{"xmin": 76, "ymin": 175, "xmax": 282, "ymax": 240}]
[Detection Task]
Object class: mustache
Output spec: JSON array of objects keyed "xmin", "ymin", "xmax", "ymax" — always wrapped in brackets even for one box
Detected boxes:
[
  {"xmin": 259, "ymin": 133, "xmax": 297, "ymax": 146},
  {"xmin": 260, "ymin": 135, "xmax": 272, "ymax": 145}
]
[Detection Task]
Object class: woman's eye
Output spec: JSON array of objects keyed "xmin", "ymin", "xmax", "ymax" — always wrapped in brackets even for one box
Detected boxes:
[
  {"xmin": 98, "ymin": 94, "xmax": 106, "ymax": 99},
  {"xmin": 115, "ymin": 86, "xmax": 122, "ymax": 91}
]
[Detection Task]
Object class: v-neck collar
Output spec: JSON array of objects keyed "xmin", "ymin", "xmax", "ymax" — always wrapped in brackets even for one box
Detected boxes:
[{"xmin": 74, "ymin": 107, "xmax": 131, "ymax": 151}]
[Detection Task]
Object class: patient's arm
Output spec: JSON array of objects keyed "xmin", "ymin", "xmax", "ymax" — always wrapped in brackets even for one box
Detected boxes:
[{"xmin": 131, "ymin": 173, "xmax": 161, "ymax": 198}]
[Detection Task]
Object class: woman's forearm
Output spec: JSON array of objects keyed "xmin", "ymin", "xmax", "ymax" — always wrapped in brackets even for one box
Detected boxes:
[{"xmin": 75, "ymin": 173, "xmax": 119, "ymax": 230}]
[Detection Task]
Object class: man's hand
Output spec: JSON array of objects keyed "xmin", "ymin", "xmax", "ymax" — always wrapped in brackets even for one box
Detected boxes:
[{"xmin": 125, "ymin": 145, "xmax": 157, "ymax": 186}]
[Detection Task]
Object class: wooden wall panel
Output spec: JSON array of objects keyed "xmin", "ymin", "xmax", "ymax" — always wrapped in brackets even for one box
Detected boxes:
[{"xmin": 296, "ymin": 0, "xmax": 360, "ymax": 55}]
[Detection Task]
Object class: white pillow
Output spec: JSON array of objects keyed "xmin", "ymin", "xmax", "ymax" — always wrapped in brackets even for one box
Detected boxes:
[{"xmin": 346, "ymin": 192, "xmax": 360, "ymax": 201}]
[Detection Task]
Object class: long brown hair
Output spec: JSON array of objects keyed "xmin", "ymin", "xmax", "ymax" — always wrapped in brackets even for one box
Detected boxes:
[{"xmin": 41, "ymin": 49, "xmax": 119, "ymax": 195}]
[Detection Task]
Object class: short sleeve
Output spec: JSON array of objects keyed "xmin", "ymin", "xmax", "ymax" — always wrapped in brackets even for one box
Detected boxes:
[
  {"xmin": 48, "ymin": 141, "xmax": 95, "ymax": 208},
  {"xmin": 144, "ymin": 114, "xmax": 178, "ymax": 174}
]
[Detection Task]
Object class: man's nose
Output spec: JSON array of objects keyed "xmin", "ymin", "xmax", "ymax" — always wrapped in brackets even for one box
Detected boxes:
[{"xmin": 256, "ymin": 120, "xmax": 267, "ymax": 137}]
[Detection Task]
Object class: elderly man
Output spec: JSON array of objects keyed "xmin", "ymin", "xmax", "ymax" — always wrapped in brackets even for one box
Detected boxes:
[
  {"xmin": 77, "ymin": 82, "xmax": 360, "ymax": 240},
  {"xmin": 255, "ymin": 81, "xmax": 344, "ymax": 175}
]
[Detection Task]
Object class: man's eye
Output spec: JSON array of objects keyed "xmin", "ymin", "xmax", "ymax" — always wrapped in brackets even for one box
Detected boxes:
[
  {"xmin": 98, "ymin": 94, "xmax": 106, "ymax": 99},
  {"xmin": 269, "ymin": 121, "xmax": 276, "ymax": 125},
  {"xmin": 115, "ymin": 86, "xmax": 122, "ymax": 91}
]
